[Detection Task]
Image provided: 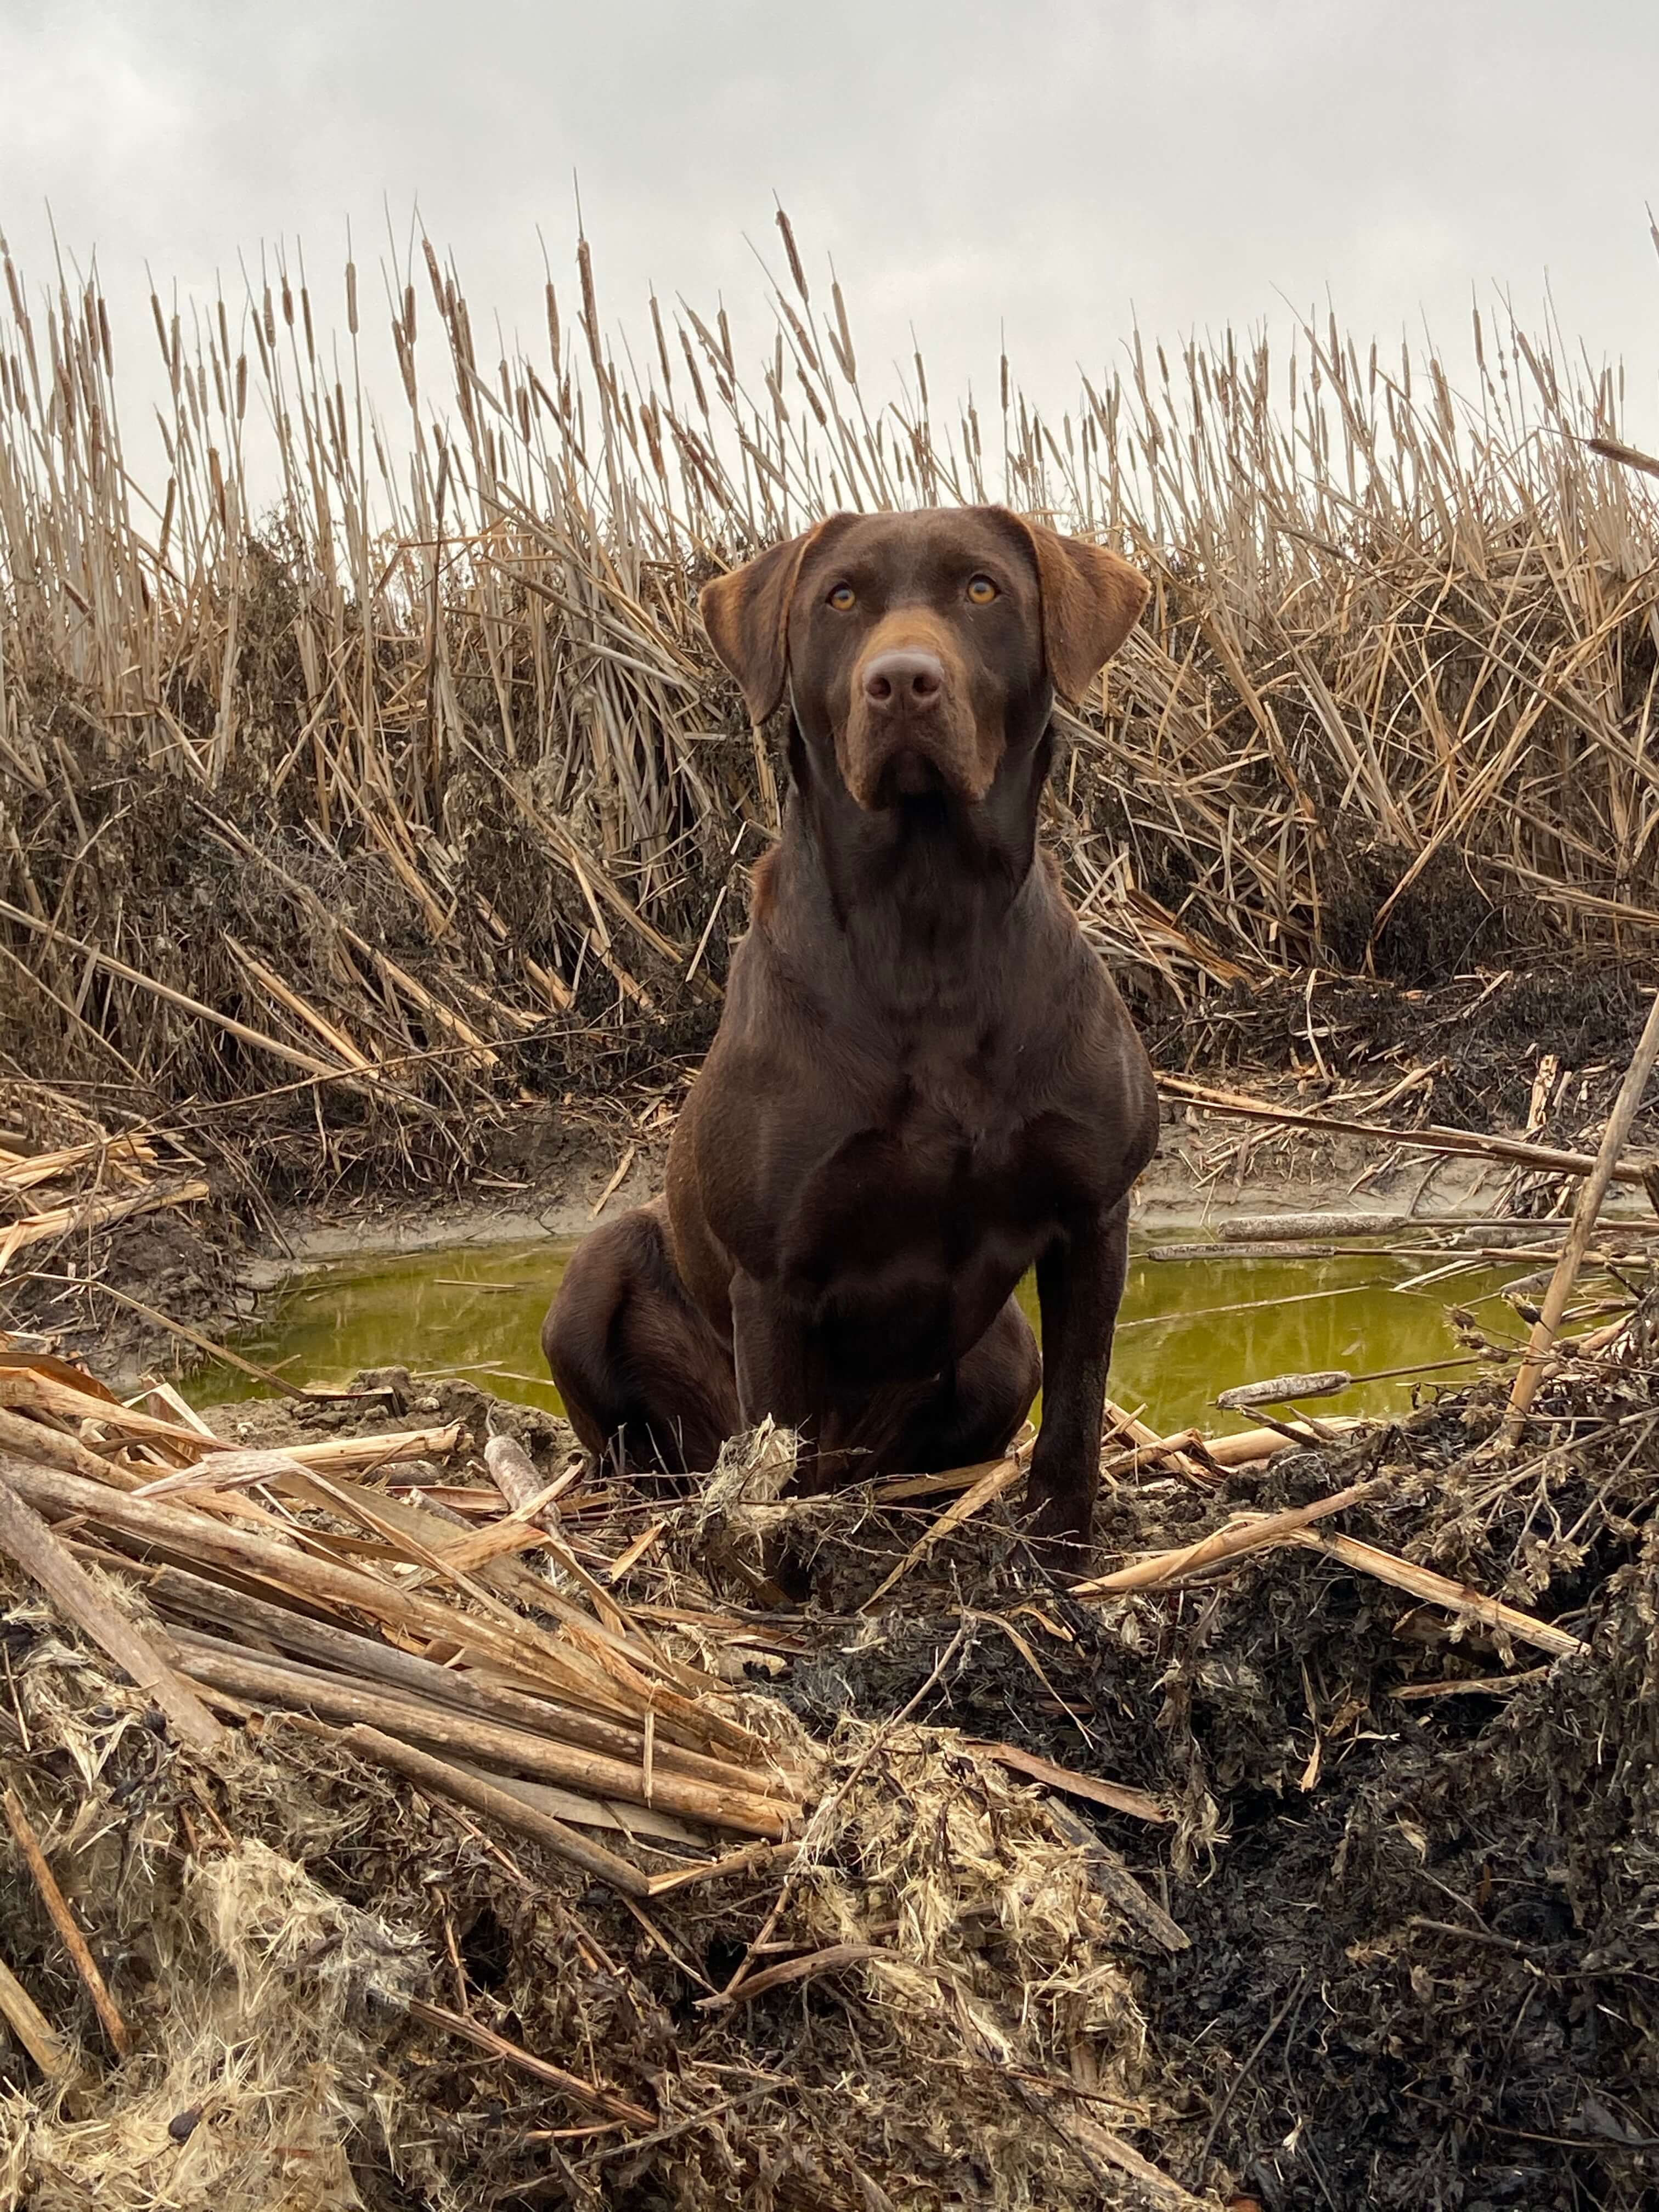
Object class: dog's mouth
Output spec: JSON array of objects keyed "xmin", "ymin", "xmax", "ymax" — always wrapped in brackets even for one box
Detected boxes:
[
  {"xmin": 884, "ymin": 747, "xmax": 948, "ymax": 800},
  {"xmin": 842, "ymin": 723, "xmax": 991, "ymax": 812}
]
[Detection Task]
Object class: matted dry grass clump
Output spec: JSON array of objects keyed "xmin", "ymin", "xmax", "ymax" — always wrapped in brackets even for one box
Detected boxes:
[
  {"xmin": 0, "ymin": 1566, "xmax": 1191, "ymax": 2211},
  {"xmin": 0, "ymin": 1588, "xmax": 427, "ymax": 2209}
]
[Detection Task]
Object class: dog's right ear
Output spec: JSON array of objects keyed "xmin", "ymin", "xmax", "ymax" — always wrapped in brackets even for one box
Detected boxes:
[{"xmin": 699, "ymin": 524, "xmax": 826, "ymax": 724}]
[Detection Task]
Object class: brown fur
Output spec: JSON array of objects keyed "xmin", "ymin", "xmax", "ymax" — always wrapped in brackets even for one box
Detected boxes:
[{"xmin": 544, "ymin": 504, "xmax": 1158, "ymax": 1560}]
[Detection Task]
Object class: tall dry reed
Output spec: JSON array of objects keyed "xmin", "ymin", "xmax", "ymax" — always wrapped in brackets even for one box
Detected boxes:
[{"xmin": 2, "ymin": 211, "xmax": 1657, "ymax": 1188}]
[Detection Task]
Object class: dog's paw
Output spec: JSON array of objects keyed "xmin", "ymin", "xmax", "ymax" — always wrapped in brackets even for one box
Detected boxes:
[{"xmin": 1022, "ymin": 1486, "xmax": 1093, "ymax": 1578}]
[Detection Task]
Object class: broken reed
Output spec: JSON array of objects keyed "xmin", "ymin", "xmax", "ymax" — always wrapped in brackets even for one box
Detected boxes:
[{"xmin": 3, "ymin": 213, "xmax": 1659, "ymax": 1181}]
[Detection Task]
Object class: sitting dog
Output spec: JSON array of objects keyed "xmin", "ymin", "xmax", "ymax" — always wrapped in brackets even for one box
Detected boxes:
[{"xmin": 544, "ymin": 505, "xmax": 1158, "ymax": 1560}]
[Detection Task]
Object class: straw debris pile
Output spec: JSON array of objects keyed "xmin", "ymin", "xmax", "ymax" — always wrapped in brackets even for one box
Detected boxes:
[
  {"xmin": 6, "ymin": 1285, "xmax": 1659, "ymax": 2204},
  {"xmin": 0, "ymin": 1342, "xmax": 1224, "ymax": 2210},
  {"xmin": 0, "ymin": 1079, "xmax": 211, "ymax": 1292}
]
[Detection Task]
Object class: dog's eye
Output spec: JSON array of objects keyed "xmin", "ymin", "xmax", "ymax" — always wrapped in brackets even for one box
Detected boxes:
[
  {"xmin": 827, "ymin": 584, "xmax": 856, "ymax": 611},
  {"xmin": 966, "ymin": 575, "xmax": 998, "ymax": 605}
]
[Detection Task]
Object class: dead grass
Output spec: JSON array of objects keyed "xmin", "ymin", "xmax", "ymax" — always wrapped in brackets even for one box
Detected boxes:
[{"xmin": 3, "ymin": 213, "xmax": 1659, "ymax": 1194}]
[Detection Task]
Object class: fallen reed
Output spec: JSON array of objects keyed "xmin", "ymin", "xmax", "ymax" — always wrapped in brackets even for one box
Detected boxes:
[{"xmin": 3, "ymin": 213, "xmax": 1658, "ymax": 1195}]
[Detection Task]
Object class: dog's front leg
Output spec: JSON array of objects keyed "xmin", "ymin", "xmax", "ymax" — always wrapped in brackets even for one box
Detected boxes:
[
  {"xmin": 729, "ymin": 1272, "xmax": 827, "ymax": 1596},
  {"xmin": 730, "ymin": 1271, "xmax": 812, "ymax": 1436},
  {"xmin": 728, "ymin": 1273, "xmax": 843, "ymax": 1497},
  {"xmin": 1025, "ymin": 1196, "xmax": 1131, "ymax": 1561}
]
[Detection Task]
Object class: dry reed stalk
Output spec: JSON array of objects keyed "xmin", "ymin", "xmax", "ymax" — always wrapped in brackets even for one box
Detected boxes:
[
  {"xmin": 1159, "ymin": 1075, "xmax": 1656, "ymax": 1188},
  {"xmin": 1200, "ymin": 1416, "xmax": 1368, "ymax": 1466},
  {"xmin": 1072, "ymin": 1466, "xmax": 1580, "ymax": 1660},
  {"xmin": 449, "ymin": 1762, "xmax": 709, "ymax": 1849},
  {"xmin": 0, "ymin": 1402, "xmax": 149, "ymax": 1485},
  {"xmin": 336, "ymin": 1725, "xmax": 657, "ymax": 1893},
  {"xmin": 0, "ymin": 1133, "xmax": 157, "ymax": 1194},
  {"xmin": 0, "ymin": 1474, "xmax": 224, "ymax": 1750},
  {"xmin": 0, "ymin": 1948, "xmax": 74, "ymax": 2081},
  {"xmin": 1101, "ymin": 1396, "xmax": 1218, "ymax": 1487},
  {"xmin": 645, "ymin": 1838, "xmax": 802, "ymax": 1897},
  {"xmin": 71, "ymin": 1282, "xmax": 327, "ymax": 1402},
  {"xmin": 963, "ymin": 1741, "xmax": 1170, "ymax": 1826},
  {"xmin": 861, "ymin": 1443, "xmax": 1032, "ymax": 1610},
  {"xmin": 1, "ymin": 1786, "xmax": 132, "ymax": 2058},
  {"xmin": 482, "ymin": 1431, "xmax": 571, "ymax": 1520},
  {"xmin": 119, "ymin": 1555, "xmax": 760, "ymax": 1795},
  {"xmin": 252, "ymin": 1425, "xmax": 462, "ymax": 1474},
  {"xmin": 401, "ymin": 1993, "xmax": 655, "ymax": 2127},
  {"xmin": 1070, "ymin": 1477, "xmax": 1389, "ymax": 1597},
  {"xmin": 0, "ymin": 1364, "xmax": 458, "ymax": 1474},
  {"xmin": 0, "ymin": 1181, "xmax": 211, "ymax": 1267},
  {"xmin": 170, "ymin": 1631, "xmax": 792, "ymax": 1836},
  {"xmin": 1286, "ymin": 1530, "xmax": 1585, "ymax": 1658}
]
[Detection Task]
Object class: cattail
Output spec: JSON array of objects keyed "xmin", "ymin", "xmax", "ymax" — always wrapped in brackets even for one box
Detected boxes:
[
  {"xmin": 577, "ymin": 234, "xmax": 601, "ymax": 374},
  {"xmin": 678, "ymin": 325, "xmax": 708, "ymax": 419},
  {"xmin": 775, "ymin": 205, "xmax": 808, "ymax": 303},
  {"xmin": 796, "ymin": 364, "xmax": 827, "ymax": 430},
  {"xmin": 830, "ymin": 279, "xmax": 855, "ymax": 383}
]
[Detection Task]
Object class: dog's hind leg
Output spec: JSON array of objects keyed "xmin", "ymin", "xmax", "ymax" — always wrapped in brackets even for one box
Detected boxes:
[{"xmin": 541, "ymin": 1200, "xmax": 739, "ymax": 1479}]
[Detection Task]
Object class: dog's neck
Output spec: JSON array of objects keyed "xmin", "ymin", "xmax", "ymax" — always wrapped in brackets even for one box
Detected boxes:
[{"xmin": 770, "ymin": 719, "xmax": 1056, "ymax": 1013}]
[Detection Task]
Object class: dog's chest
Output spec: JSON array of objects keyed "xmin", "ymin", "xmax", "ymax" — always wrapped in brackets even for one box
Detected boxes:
[
  {"xmin": 888, "ymin": 1035, "xmax": 1025, "ymax": 1172},
  {"xmin": 781, "ymin": 1026, "xmax": 1058, "ymax": 1285}
]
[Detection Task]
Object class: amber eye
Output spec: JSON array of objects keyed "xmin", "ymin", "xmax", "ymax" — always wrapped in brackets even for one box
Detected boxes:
[
  {"xmin": 827, "ymin": 583, "xmax": 856, "ymax": 611},
  {"xmin": 966, "ymin": 575, "xmax": 998, "ymax": 605}
]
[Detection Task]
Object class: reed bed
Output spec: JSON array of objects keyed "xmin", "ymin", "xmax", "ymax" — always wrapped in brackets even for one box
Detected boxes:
[{"xmin": 3, "ymin": 214, "xmax": 1659, "ymax": 1195}]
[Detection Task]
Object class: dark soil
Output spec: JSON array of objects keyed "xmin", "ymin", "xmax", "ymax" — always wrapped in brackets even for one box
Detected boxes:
[{"xmin": 768, "ymin": 1367, "xmax": 1659, "ymax": 2209}]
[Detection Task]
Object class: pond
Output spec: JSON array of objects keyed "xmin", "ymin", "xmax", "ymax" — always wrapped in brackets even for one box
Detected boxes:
[{"xmin": 190, "ymin": 1231, "xmax": 1532, "ymax": 1437}]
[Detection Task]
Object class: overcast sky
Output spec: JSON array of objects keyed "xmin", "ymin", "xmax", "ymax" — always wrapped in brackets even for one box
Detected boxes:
[{"xmin": 3, "ymin": 0, "xmax": 1658, "ymax": 482}]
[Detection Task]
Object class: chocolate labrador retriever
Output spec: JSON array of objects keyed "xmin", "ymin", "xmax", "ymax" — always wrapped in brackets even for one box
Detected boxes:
[{"xmin": 543, "ymin": 505, "xmax": 1158, "ymax": 1559}]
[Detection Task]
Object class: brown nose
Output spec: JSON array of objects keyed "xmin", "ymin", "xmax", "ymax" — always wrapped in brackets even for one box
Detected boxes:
[{"xmin": 862, "ymin": 649, "xmax": 944, "ymax": 712}]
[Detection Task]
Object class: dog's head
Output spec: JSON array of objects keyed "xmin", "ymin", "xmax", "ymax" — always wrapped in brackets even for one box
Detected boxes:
[{"xmin": 700, "ymin": 505, "xmax": 1147, "ymax": 811}]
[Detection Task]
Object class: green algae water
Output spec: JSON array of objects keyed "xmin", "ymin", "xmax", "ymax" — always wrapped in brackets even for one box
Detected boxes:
[{"xmin": 189, "ymin": 1233, "xmax": 1532, "ymax": 1437}]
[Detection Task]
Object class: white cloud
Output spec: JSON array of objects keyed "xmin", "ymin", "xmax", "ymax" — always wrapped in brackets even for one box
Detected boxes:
[{"xmin": 0, "ymin": 0, "xmax": 1655, "ymax": 486}]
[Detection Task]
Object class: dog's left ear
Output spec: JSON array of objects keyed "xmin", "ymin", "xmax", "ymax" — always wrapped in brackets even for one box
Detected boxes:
[
  {"xmin": 699, "ymin": 523, "xmax": 827, "ymax": 724},
  {"xmin": 1006, "ymin": 516, "xmax": 1149, "ymax": 705}
]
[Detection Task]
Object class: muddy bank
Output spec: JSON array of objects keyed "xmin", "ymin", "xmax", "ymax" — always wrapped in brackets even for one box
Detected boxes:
[
  {"xmin": 3, "ymin": 1305, "xmax": 1656, "ymax": 2206},
  {"xmin": 239, "ymin": 958, "xmax": 1659, "ymax": 1263}
]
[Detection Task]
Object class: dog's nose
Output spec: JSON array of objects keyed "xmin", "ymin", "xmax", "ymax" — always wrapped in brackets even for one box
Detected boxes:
[{"xmin": 862, "ymin": 650, "xmax": 944, "ymax": 712}]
